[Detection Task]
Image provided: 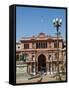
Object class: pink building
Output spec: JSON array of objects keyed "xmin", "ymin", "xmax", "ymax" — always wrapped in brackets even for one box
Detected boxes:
[{"xmin": 16, "ymin": 33, "xmax": 66, "ymax": 75}]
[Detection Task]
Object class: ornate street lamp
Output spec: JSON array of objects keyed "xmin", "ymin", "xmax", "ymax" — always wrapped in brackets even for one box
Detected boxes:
[{"xmin": 53, "ymin": 18, "xmax": 62, "ymax": 80}]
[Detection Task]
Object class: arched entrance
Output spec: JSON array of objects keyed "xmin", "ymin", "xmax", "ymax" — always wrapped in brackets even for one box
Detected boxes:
[{"xmin": 38, "ymin": 54, "xmax": 46, "ymax": 72}]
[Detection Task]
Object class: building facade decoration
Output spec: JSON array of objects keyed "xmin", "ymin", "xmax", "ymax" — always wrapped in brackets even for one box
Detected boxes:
[{"xmin": 16, "ymin": 33, "xmax": 66, "ymax": 75}]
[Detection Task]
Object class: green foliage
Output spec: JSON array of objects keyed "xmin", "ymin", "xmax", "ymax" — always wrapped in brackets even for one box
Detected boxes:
[{"xmin": 20, "ymin": 54, "xmax": 27, "ymax": 62}]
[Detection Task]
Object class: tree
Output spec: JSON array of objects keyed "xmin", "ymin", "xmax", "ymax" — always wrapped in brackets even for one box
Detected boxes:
[{"xmin": 20, "ymin": 54, "xmax": 27, "ymax": 62}]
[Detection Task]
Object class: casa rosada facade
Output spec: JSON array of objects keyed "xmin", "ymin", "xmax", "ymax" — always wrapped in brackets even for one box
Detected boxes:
[{"xmin": 16, "ymin": 33, "xmax": 66, "ymax": 75}]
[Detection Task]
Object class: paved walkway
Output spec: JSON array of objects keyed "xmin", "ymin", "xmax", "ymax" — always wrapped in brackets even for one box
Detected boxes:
[{"xmin": 16, "ymin": 73, "xmax": 66, "ymax": 84}]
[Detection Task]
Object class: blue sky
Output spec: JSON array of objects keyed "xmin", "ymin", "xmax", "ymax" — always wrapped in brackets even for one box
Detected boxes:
[{"xmin": 16, "ymin": 6, "xmax": 66, "ymax": 41}]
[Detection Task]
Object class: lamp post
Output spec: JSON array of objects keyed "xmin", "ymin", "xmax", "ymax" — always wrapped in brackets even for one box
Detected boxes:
[{"xmin": 53, "ymin": 18, "xmax": 62, "ymax": 80}]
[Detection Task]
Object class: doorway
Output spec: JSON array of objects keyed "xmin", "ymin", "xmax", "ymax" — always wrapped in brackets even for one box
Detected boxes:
[{"xmin": 38, "ymin": 54, "xmax": 46, "ymax": 72}]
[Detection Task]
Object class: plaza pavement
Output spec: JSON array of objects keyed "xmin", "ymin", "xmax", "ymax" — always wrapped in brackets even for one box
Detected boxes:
[{"xmin": 16, "ymin": 73, "xmax": 66, "ymax": 84}]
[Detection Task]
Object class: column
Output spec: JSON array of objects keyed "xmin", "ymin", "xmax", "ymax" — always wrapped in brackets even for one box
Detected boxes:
[
  {"xmin": 36, "ymin": 62, "xmax": 38, "ymax": 74},
  {"xmin": 61, "ymin": 51, "xmax": 63, "ymax": 73},
  {"xmin": 48, "ymin": 63, "xmax": 50, "ymax": 74},
  {"xmin": 50, "ymin": 61, "xmax": 53, "ymax": 74},
  {"xmin": 47, "ymin": 62, "xmax": 50, "ymax": 75},
  {"xmin": 33, "ymin": 63, "xmax": 36, "ymax": 75},
  {"xmin": 30, "ymin": 64, "xmax": 32, "ymax": 74},
  {"xmin": 32, "ymin": 56, "xmax": 36, "ymax": 75},
  {"xmin": 53, "ymin": 63, "xmax": 56, "ymax": 74},
  {"xmin": 51, "ymin": 52, "xmax": 54, "ymax": 75}
]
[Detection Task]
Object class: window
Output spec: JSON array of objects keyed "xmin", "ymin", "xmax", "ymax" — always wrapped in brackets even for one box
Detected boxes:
[
  {"xmin": 36, "ymin": 42, "xmax": 47, "ymax": 48},
  {"xmin": 41, "ymin": 42, "xmax": 42, "ymax": 48},
  {"xmin": 39, "ymin": 42, "xmax": 40, "ymax": 48},
  {"xmin": 32, "ymin": 43, "xmax": 35, "ymax": 48},
  {"xmin": 54, "ymin": 53, "xmax": 57, "ymax": 60},
  {"xmin": 18, "ymin": 46, "xmax": 20, "ymax": 48},
  {"xmin": 24, "ymin": 43, "xmax": 29, "ymax": 49},
  {"xmin": 54, "ymin": 41, "xmax": 57, "ymax": 48},
  {"xmin": 36, "ymin": 42, "xmax": 38, "ymax": 48},
  {"xmin": 41, "ymin": 42, "xmax": 46, "ymax": 48},
  {"xmin": 45, "ymin": 42, "xmax": 47, "ymax": 48},
  {"xmin": 43, "ymin": 42, "xmax": 45, "ymax": 48},
  {"xmin": 54, "ymin": 41, "xmax": 60, "ymax": 48},
  {"xmin": 48, "ymin": 41, "xmax": 51, "ymax": 48}
]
